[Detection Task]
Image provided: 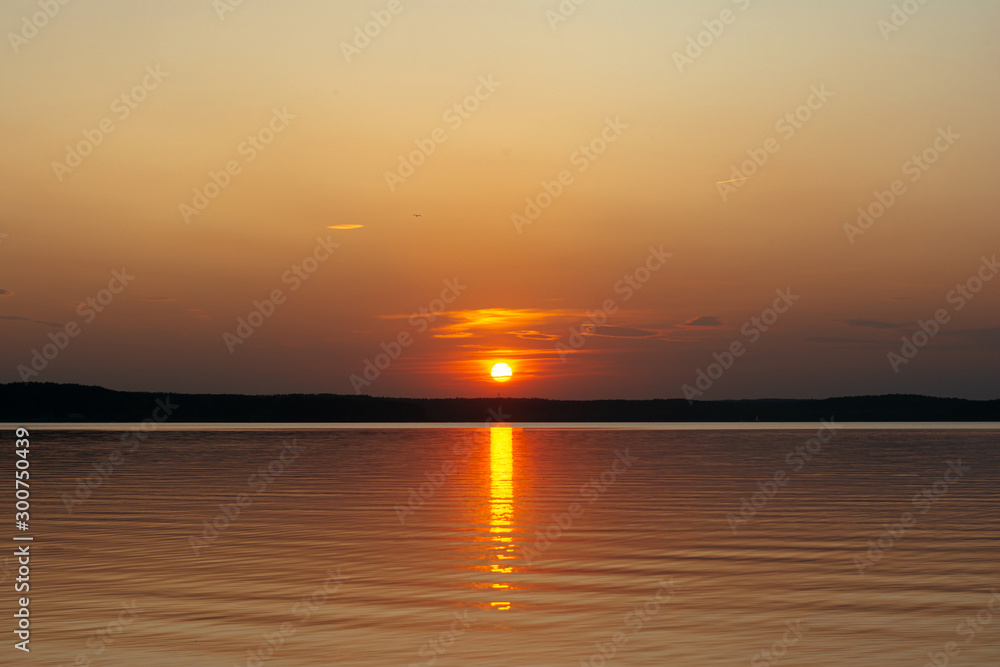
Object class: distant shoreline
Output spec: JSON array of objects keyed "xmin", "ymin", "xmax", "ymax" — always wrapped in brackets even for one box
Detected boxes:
[
  {"xmin": 9, "ymin": 422, "xmax": 1000, "ymax": 431},
  {"xmin": 3, "ymin": 383, "xmax": 999, "ymax": 424}
]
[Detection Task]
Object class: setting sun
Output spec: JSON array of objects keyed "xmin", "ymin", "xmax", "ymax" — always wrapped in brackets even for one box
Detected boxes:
[{"xmin": 490, "ymin": 363, "xmax": 513, "ymax": 383}]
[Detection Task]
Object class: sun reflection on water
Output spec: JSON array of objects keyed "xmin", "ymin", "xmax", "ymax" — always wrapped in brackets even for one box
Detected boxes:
[{"xmin": 489, "ymin": 426, "xmax": 515, "ymax": 610}]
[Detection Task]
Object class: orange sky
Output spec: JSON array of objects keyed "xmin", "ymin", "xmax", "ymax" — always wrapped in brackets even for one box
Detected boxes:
[{"xmin": 1, "ymin": 0, "xmax": 998, "ymax": 399}]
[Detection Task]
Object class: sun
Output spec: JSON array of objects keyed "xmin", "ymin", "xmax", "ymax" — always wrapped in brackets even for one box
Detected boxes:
[{"xmin": 490, "ymin": 362, "xmax": 513, "ymax": 383}]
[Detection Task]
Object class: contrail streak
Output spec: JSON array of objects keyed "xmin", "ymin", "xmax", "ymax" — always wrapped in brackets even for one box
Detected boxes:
[{"xmin": 715, "ymin": 177, "xmax": 751, "ymax": 185}]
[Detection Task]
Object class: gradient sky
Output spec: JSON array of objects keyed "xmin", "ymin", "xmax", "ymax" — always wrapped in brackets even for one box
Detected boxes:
[{"xmin": 2, "ymin": 0, "xmax": 998, "ymax": 399}]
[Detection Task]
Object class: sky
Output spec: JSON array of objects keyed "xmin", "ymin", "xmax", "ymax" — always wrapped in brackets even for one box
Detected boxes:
[{"xmin": 1, "ymin": 0, "xmax": 998, "ymax": 400}]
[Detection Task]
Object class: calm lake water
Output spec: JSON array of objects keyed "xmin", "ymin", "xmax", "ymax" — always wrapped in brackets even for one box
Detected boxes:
[{"xmin": 8, "ymin": 425, "xmax": 1000, "ymax": 666}]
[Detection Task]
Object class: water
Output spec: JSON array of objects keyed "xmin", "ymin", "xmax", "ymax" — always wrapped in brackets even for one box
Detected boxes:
[{"xmin": 7, "ymin": 425, "xmax": 1000, "ymax": 666}]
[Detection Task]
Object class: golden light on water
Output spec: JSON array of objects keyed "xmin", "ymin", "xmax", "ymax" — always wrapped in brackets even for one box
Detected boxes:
[
  {"xmin": 489, "ymin": 426, "xmax": 515, "ymax": 610},
  {"xmin": 490, "ymin": 426, "xmax": 513, "ymax": 537}
]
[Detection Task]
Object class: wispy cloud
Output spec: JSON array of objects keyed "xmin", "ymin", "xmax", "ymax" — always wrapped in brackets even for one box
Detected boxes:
[
  {"xmin": 378, "ymin": 308, "xmax": 578, "ymax": 337},
  {"xmin": 679, "ymin": 316, "xmax": 723, "ymax": 328},
  {"xmin": 584, "ymin": 325, "xmax": 659, "ymax": 338},
  {"xmin": 0, "ymin": 315, "xmax": 62, "ymax": 328},
  {"xmin": 433, "ymin": 331, "xmax": 475, "ymax": 339},
  {"xmin": 511, "ymin": 330, "xmax": 561, "ymax": 341},
  {"xmin": 0, "ymin": 289, "xmax": 11, "ymax": 296},
  {"xmin": 377, "ymin": 307, "xmax": 679, "ymax": 347},
  {"xmin": 328, "ymin": 224, "xmax": 364, "ymax": 230}
]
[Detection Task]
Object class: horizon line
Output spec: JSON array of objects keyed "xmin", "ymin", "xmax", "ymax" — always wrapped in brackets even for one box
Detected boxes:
[{"xmin": 3, "ymin": 381, "xmax": 999, "ymax": 403}]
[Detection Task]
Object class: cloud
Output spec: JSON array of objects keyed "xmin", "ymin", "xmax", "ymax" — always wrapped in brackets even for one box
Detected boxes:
[
  {"xmin": 430, "ymin": 309, "xmax": 558, "ymax": 339},
  {"xmin": 585, "ymin": 326, "xmax": 658, "ymax": 338},
  {"xmin": 376, "ymin": 307, "xmax": 669, "ymax": 345},
  {"xmin": 845, "ymin": 319, "xmax": 906, "ymax": 329},
  {"xmin": 379, "ymin": 308, "xmax": 576, "ymax": 337},
  {"xmin": 0, "ymin": 315, "xmax": 62, "ymax": 328},
  {"xmin": 0, "ymin": 289, "xmax": 11, "ymax": 296},
  {"xmin": 511, "ymin": 330, "xmax": 561, "ymax": 341},
  {"xmin": 328, "ymin": 224, "xmax": 363, "ymax": 230},
  {"xmin": 187, "ymin": 308, "xmax": 210, "ymax": 320},
  {"xmin": 679, "ymin": 316, "xmax": 723, "ymax": 328},
  {"xmin": 433, "ymin": 331, "xmax": 475, "ymax": 339}
]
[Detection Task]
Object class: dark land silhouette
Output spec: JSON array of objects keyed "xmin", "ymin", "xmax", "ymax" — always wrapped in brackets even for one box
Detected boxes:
[{"xmin": 2, "ymin": 383, "xmax": 999, "ymax": 423}]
